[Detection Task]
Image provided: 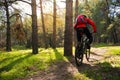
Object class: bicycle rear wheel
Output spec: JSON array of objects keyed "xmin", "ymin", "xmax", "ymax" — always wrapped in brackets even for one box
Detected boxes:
[
  {"xmin": 85, "ymin": 49, "xmax": 90, "ymax": 61},
  {"xmin": 75, "ymin": 48, "xmax": 83, "ymax": 66}
]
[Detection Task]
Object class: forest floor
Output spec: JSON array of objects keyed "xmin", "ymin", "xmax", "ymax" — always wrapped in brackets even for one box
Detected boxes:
[{"xmin": 16, "ymin": 47, "xmax": 120, "ymax": 80}]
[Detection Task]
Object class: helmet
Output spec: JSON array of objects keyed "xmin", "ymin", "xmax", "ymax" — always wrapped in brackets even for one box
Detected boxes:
[{"xmin": 82, "ymin": 15, "xmax": 87, "ymax": 18}]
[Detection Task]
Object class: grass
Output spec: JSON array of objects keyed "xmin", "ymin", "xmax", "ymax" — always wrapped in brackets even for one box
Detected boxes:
[
  {"xmin": 93, "ymin": 43, "xmax": 116, "ymax": 48},
  {"xmin": 0, "ymin": 44, "xmax": 120, "ymax": 80},
  {"xmin": 105, "ymin": 46, "xmax": 120, "ymax": 67},
  {"xmin": 0, "ymin": 46, "xmax": 66, "ymax": 80},
  {"xmin": 106, "ymin": 46, "xmax": 120, "ymax": 55},
  {"xmin": 93, "ymin": 43, "xmax": 109, "ymax": 48}
]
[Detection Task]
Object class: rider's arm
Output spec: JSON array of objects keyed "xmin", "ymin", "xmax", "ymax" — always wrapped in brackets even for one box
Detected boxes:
[
  {"xmin": 87, "ymin": 18, "xmax": 97, "ymax": 33},
  {"xmin": 74, "ymin": 18, "xmax": 78, "ymax": 29},
  {"xmin": 74, "ymin": 22, "xmax": 77, "ymax": 29}
]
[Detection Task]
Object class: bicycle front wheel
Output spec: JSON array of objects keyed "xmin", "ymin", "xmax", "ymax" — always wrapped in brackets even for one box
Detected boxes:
[{"xmin": 75, "ymin": 48, "xmax": 83, "ymax": 66}]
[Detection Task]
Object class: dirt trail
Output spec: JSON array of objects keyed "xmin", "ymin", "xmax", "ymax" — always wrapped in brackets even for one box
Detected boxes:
[
  {"xmin": 17, "ymin": 48, "xmax": 107, "ymax": 80},
  {"xmin": 88, "ymin": 48, "xmax": 107, "ymax": 62}
]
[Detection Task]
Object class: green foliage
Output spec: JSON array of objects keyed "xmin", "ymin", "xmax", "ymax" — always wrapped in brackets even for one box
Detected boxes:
[
  {"xmin": 23, "ymin": 16, "xmax": 32, "ymax": 39},
  {"xmin": 37, "ymin": 11, "xmax": 65, "ymax": 47},
  {"xmin": 78, "ymin": 0, "xmax": 120, "ymax": 43},
  {"xmin": 78, "ymin": 0, "xmax": 108, "ymax": 43}
]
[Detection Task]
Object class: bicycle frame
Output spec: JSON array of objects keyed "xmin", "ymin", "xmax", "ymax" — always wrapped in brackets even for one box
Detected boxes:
[
  {"xmin": 81, "ymin": 34, "xmax": 88, "ymax": 50},
  {"xmin": 75, "ymin": 33, "xmax": 90, "ymax": 66}
]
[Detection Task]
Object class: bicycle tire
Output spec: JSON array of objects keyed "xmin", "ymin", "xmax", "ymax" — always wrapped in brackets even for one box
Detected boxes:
[
  {"xmin": 85, "ymin": 48, "xmax": 90, "ymax": 61},
  {"xmin": 75, "ymin": 48, "xmax": 83, "ymax": 66}
]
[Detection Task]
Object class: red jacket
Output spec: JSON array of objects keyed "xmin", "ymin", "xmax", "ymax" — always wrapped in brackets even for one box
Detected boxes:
[{"xmin": 74, "ymin": 15, "xmax": 96, "ymax": 33}]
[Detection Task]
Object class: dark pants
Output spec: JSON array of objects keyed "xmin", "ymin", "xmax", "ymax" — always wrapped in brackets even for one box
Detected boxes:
[{"xmin": 76, "ymin": 27, "xmax": 93, "ymax": 44}]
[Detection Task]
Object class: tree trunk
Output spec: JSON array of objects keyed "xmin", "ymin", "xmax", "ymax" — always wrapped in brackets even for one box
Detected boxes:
[
  {"xmin": 52, "ymin": 0, "xmax": 56, "ymax": 48},
  {"xmin": 105, "ymin": 0, "xmax": 111, "ymax": 43},
  {"xmin": 113, "ymin": 28, "xmax": 118, "ymax": 43},
  {"xmin": 26, "ymin": 38, "xmax": 32, "ymax": 48},
  {"xmin": 112, "ymin": 28, "xmax": 118, "ymax": 44},
  {"xmin": 5, "ymin": 0, "xmax": 11, "ymax": 51},
  {"xmin": 64, "ymin": 0, "xmax": 73, "ymax": 56},
  {"xmin": 31, "ymin": 0, "xmax": 38, "ymax": 54},
  {"xmin": 74, "ymin": 0, "xmax": 79, "ymax": 47},
  {"xmin": 40, "ymin": 0, "xmax": 48, "ymax": 48},
  {"xmin": 105, "ymin": 0, "xmax": 118, "ymax": 44}
]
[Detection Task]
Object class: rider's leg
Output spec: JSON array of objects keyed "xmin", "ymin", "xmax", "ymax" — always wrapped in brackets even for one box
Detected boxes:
[
  {"xmin": 75, "ymin": 28, "xmax": 84, "ymax": 56},
  {"xmin": 76, "ymin": 28, "xmax": 83, "ymax": 47},
  {"xmin": 84, "ymin": 28, "xmax": 93, "ymax": 48}
]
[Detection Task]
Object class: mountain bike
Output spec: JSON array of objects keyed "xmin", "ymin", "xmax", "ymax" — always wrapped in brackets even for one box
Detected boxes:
[{"xmin": 75, "ymin": 32, "xmax": 91, "ymax": 66}]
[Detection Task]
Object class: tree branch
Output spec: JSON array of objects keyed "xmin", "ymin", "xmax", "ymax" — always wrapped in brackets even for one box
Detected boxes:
[
  {"xmin": 16, "ymin": 0, "xmax": 31, "ymax": 5},
  {"xmin": 9, "ymin": 13, "xmax": 21, "ymax": 19}
]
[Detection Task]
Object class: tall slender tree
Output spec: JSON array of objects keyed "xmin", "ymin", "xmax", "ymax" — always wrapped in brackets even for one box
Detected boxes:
[
  {"xmin": 0, "ymin": 0, "xmax": 18, "ymax": 51},
  {"xmin": 75, "ymin": 0, "xmax": 79, "ymax": 19},
  {"xmin": 74, "ymin": 0, "xmax": 79, "ymax": 46},
  {"xmin": 40, "ymin": 0, "xmax": 48, "ymax": 48},
  {"xmin": 4, "ymin": 0, "xmax": 11, "ymax": 51},
  {"xmin": 52, "ymin": 0, "xmax": 57, "ymax": 48},
  {"xmin": 0, "ymin": 0, "xmax": 28, "ymax": 51},
  {"xmin": 0, "ymin": 0, "xmax": 29, "ymax": 51},
  {"xmin": 31, "ymin": 0, "xmax": 38, "ymax": 54},
  {"xmin": 64, "ymin": 0, "xmax": 73, "ymax": 56},
  {"xmin": 105, "ymin": 0, "xmax": 118, "ymax": 44}
]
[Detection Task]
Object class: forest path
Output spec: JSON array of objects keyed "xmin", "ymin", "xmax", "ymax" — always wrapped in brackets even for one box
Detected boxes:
[{"xmin": 17, "ymin": 48, "xmax": 108, "ymax": 80}]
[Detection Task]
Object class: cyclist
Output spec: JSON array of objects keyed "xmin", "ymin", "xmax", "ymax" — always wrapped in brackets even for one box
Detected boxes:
[{"xmin": 74, "ymin": 14, "xmax": 97, "ymax": 49}]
